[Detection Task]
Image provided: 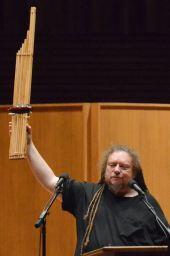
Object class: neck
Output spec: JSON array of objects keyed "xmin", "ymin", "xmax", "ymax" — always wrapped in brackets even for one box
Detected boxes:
[
  {"xmin": 108, "ymin": 185, "xmax": 138, "ymax": 197},
  {"xmin": 123, "ymin": 188, "xmax": 138, "ymax": 197}
]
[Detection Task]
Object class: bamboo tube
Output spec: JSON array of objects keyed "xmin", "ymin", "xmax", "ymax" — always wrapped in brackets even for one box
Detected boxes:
[{"xmin": 9, "ymin": 7, "xmax": 36, "ymax": 159}]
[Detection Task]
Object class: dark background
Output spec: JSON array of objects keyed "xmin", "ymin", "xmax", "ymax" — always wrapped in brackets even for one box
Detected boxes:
[{"xmin": 1, "ymin": 0, "xmax": 170, "ymax": 104}]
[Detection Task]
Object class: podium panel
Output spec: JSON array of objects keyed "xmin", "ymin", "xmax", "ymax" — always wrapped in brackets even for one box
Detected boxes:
[{"xmin": 83, "ymin": 246, "xmax": 169, "ymax": 256}]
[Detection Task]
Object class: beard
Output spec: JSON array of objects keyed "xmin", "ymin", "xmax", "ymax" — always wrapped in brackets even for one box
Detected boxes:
[{"xmin": 107, "ymin": 182, "xmax": 128, "ymax": 196}]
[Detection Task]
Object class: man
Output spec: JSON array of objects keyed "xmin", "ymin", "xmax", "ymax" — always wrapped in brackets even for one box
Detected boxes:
[{"xmin": 25, "ymin": 125, "xmax": 169, "ymax": 256}]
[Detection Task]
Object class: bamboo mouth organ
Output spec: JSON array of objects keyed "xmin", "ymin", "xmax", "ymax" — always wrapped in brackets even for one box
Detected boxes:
[{"xmin": 9, "ymin": 7, "xmax": 36, "ymax": 159}]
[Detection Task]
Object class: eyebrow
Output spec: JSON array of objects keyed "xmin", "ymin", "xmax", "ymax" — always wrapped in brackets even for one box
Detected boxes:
[{"xmin": 107, "ymin": 161, "xmax": 131, "ymax": 166}]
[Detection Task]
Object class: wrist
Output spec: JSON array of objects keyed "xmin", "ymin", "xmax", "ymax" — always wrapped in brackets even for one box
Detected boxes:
[{"xmin": 27, "ymin": 140, "xmax": 33, "ymax": 153}]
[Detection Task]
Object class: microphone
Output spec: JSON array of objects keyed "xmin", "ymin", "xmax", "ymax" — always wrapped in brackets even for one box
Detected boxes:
[
  {"xmin": 55, "ymin": 173, "xmax": 69, "ymax": 190},
  {"xmin": 128, "ymin": 179, "xmax": 145, "ymax": 196}
]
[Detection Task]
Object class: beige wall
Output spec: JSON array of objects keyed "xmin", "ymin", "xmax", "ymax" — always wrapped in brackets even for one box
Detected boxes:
[{"xmin": 0, "ymin": 103, "xmax": 169, "ymax": 256}]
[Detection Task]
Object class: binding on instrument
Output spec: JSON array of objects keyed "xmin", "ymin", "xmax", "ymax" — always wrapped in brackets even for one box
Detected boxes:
[{"xmin": 9, "ymin": 7, "xmax": 36, "ymax": 159}]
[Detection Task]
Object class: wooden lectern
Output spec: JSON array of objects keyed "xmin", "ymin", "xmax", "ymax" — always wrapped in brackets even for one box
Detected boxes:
[{"xmin": 83, "ymin": 245, "xmax": 169, "ymax": 256}]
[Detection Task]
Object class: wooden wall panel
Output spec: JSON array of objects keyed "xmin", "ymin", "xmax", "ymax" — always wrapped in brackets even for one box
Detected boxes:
[
  {"xmin": 0, "ymin": 103, "xmax": 89, "ymax": 256},
  {"xmin": 0, "ymin": 102, "xmax": 169, "ymax": 256},
  {"xmin": 90, "ymin": 103, "xmax": 170, "ymax": 221}
]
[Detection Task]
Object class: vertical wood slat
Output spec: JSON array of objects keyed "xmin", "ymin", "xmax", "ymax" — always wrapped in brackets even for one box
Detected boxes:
[
  {"xmin": 82, "ymin": 103, "xmax": 90, "ymax": 180},
  {"xmin": 89, "ymin": 103, "xmax": 101, "ymax": 182}
]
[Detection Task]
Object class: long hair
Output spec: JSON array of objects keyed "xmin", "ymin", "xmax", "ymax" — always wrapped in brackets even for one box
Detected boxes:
[{"xmin": 99, "ymin": 144, "xmax": 148, "ymax": 191}]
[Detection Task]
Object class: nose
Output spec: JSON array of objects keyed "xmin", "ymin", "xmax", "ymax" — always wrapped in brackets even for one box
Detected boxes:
[{"xmin": 114, "ymin": 164, "xmax": 121, "ymax": 175}]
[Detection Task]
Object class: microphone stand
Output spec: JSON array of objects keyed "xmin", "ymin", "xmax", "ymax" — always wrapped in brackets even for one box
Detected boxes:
[
  {"xmin": 34, "ymin": 185, "xmax": 62, "ymax": 256},
  {"xmin": 141, "ymin": 194, "xmax": 170, "ymax": 250}
]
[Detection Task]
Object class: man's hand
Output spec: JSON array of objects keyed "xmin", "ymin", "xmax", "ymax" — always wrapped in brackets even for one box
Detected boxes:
[
  {"xmin": 26, "ymin": 124, "xmax": 32, "ymax": 146},
  {"xmin": 9, "ymin": 121, "xmax": 32, "ymax": 146}
]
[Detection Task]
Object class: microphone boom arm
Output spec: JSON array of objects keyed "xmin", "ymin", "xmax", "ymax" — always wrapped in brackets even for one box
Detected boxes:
[{"xmin": 142, "ymin": 195, "xmax": 170, "ymax": 242}]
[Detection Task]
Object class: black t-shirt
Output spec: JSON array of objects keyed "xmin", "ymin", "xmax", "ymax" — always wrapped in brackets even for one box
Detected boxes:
[{"xmin": 62, "ymin": 179, "xmax": 169, "ymax": 256}]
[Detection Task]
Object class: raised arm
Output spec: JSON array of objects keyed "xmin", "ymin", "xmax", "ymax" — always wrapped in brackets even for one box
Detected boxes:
[{"xmin": 26, "ymin": 125, "xmax": 59, "ymax": 194}]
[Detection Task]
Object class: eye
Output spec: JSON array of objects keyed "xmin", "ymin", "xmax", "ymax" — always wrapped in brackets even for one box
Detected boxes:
[
  {"xmin": 108, "ymin": 163, "xmax": 116, "ymax": 167},
  {"xmin": 119, "ymin": 165, "xmax": 130, "ymax": 171}
]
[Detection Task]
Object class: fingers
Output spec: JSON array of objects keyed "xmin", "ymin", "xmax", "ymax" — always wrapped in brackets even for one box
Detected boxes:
[
  {"xmin": 9, "ymin": 121, "xmax": 12, "ymax": 136},
  {"xmin": 9, "ymin": 122, "xmax": 32, "ymax": 135},
  {"xmin": 26, "ymin": 124, "xmax": 32, "ymax": 145},
  {"xmin": 26, "ymin": 124, "xmax": 32, "ymax": 134}
]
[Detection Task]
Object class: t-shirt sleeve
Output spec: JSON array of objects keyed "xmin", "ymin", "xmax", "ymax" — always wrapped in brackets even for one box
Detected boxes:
[
  {"xmin": 61, "ymin": 178, "xmax": 99, "ymax": 217},
  {"xmin": 61, "ymin": 178, "xmax": 85, "ymax": 216}
]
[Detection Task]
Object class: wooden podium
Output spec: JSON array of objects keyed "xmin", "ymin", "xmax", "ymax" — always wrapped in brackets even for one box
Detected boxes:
[{"xmin": 83, "ymin": 246, "xmax": 169, "ymax": 256}]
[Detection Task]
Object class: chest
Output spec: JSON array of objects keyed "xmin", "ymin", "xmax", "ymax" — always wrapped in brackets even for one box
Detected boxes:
[{"xmin": 94, "ymin": 193, "xmax": 157, "ymax": 232}]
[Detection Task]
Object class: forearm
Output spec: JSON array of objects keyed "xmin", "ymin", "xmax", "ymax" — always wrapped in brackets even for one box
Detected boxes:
[{"xmin": 27, "ymin": 141, "xmax": 59, "ymax": 194}]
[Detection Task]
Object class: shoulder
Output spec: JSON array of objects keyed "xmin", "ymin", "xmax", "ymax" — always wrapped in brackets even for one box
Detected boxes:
[
  {"xmin": 145, "ymin": 192, "xmax": 161, "ymax": 207},
  {"xmin": 64, "ymin": 179, "xmax": 101, "ymax": 196},
  {"xmin": 62, "ymin": 178, "xmax": 102, "ymax": 215},
  {"xmin": 145, "ymin": 192, "xmax": 169, "ymax": 225}
]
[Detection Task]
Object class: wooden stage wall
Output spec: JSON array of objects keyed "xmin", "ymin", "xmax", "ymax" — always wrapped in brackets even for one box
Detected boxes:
[{"xmin": 0, "ymin": 103, "xmax": 169, "ymax": 256}]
